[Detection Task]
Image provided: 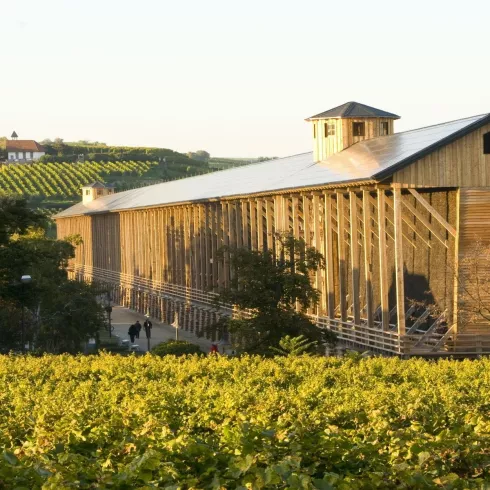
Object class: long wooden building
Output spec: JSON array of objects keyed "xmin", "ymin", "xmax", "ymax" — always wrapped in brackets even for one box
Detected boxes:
[{"xmin": 56, "ymin": 101, "xmax": 490, "ymax": 356}]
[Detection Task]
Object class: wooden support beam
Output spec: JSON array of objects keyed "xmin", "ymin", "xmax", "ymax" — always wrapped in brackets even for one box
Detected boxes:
[
  {"xmin": 199, "ymin": 205, "xmax": 207, "ymax": 288},
  {"xmin": 222, "ymin": 202, "xmax": 230, "ymax": 287},
  {"xmin": 385, "ymin": 196, "xmax": 430, "ymax": 248},
  {"xmin": 257, "ymin": 199, "xmax": 264, "ymax": 250},
  {"xmin": 324, "ymin": 193, "xmax": 335, "ymax": 318},
  {"xmin": 452, "ymin": 189, "xmax": 460, "ymax": 333},
  {"xmin": 250, "ymin": 200, "xmax": 257, "ymax": 250},
  {"xmin": 241, "ymin": 201, "xmax": 249, "ymax": 249},
  {"xmin": 377, "ymin": 190, "xmax": 390, "ymax": 330},
  {"xmin": 349, "ymin": 191, "xmax": 361, "ymax": 325},
  {"xmin": 401, "ymin": 197, "xmax": 448, "ymax": 248},
  {"xmin": 211, "ymin": 204, "xmax": 218, "ymax": 290},
  {"xmin": 266, "ymin": 199, "xmax": 274, "ymax": 252},
  {"xmin": 408, "ymin": 188, "xmax": 456, "ymax": 237},
  {"xmin": 292, "ymin": 196, "xmax": 300, "ymax": 238},
  {"xmin": 362, "ymin": 190, "xmax": 374, "ymax": 329},
  {"xmin": 336, "ymin": 193, "xmax": 347, "ymax": 322},
  {"xmin": 302, "ymin": 195, "xmax": 311, "ymax": 247},
  {"xmin": 235, "ymin": 202, "xmax": 243, "ymax": 249},
  {"xmin": 313, "ymin": 194, "xmax": 322, "ymax": 314},
  {"xmin": 393, "ymin": 188, "xmax": 406, "ymax": 337}
]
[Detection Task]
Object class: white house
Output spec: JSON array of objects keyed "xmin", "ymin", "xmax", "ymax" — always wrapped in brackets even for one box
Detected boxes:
[{"xmin": 6, "ymin": 135, "xmax": 46, "ymax": 162}]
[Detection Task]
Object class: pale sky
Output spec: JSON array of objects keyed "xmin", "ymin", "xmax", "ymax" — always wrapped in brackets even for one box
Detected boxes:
[{"xmin": 1, "ymin": 0, "xmax": 489, "ymax": 157}]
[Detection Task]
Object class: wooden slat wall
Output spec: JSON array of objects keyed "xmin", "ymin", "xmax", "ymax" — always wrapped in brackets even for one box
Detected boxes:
[
  {"xmin": 312, "ymin": 117, "xmax": 395, "ymax": 162},
  {"xmin": 393, "ymin": 122, "xmax": 490, "ymax": 187},
  {"xmin": 56, "ymin": 187, "xmax": 459, "ymax": 345},
  {"xmin": 457, "ymin": 188, "xmax": 490, "ymax": 333}
]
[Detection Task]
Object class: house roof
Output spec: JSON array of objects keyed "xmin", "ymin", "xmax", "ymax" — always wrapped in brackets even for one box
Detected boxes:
[
  {"xmin": 6, "ymin": 140, "xmax": 46, "ymax": 152},
  {"xmin": 55, "ymin": 113, "xmax": 490, "ymax": 219},
  {"xmin": 306, "ymin": 101, "xmax": 400, "ymax": 120}
]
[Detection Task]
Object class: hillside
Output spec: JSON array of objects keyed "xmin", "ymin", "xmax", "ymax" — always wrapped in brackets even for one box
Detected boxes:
[{"xmin": 0, "ymin": 158, "xmax": 214, "ymax": 210}]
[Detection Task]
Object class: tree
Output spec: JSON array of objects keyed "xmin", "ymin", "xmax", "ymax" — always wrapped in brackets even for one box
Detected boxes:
[
  {"xmin": 214, "ymin": 234, "xmax": 336, "ymax": 354},
  {"xmin": 0, "ymin": 198, "xmax": 105, "ymax": 353},
  {"xmin": 187, "ymin": 150, "xmax": 210, "ymax": 162}
]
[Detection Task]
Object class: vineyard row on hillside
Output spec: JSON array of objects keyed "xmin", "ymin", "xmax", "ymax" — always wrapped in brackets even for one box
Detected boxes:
[{"xmin": 0, "ymin": 161, "xmax": 157, "ymax": 198}]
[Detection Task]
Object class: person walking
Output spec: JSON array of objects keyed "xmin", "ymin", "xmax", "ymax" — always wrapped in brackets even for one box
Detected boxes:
[
  {"xmin": 128, "ymin": 323, "xmax": 138, "ymax": 344},
  {"xmin": 144, "ymin": 317, "xmax": 152, "ymax": 339},
  {"xmin": 135, "ymin": 320, "xmax": 142, "ymax": 339}
]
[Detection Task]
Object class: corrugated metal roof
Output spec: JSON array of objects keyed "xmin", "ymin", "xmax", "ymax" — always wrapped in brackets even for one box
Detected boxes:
[
  {"xmin": 307, "ymin": 101, "xmax": 400, "ymax": 120},
  {"xmin": 55, "ymin": 113, "xmax": 490, "ymax": 218}
]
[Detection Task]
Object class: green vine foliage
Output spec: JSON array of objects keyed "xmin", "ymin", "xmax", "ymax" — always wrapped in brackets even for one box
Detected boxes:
[{"xmin": 0, "ymin": 355, "xmax": 489, "ymax": 488}]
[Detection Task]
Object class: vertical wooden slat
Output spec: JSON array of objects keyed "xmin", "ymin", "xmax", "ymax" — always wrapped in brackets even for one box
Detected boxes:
[
  {"xmin": 350, "ymin": 191, "xmax": 361, "ymax": 325},
  {"xmin": 292, "ymin": 196, "xmax": 300, "ymax": 238},
  {"xmin": 266, "ymin": 198, "xmax": 274, "ymax": 251},
  {"xmin": 200, "ymin": 205, "xmax": 206, "ymax": 289},
  {"xmin": 362, "ymin": 190, "xmax": 374, "ymax": 328},
  {"xmin": 211, "ymin": 203, "xmax": 218, "ymax": 290},
  {"xmin": 250, "ymin": 200, "xmax": 258, "ymax": 250},
  {"xmin": 241, "ymin": 201, "xmax": 249, "ymax": 249},
  {"xmin": 324, "ymin": 193, "xmax": 335, "ymax": 318},
  {"xmin": 393, "ymin": 187, "xmax": 406, "ymax": 336},
  {"xmin": 205, "ymin": 205, "xmax": 211, "ymax": 288},
  {"xmin": 377, "ymin": 190, "xmax": 390, "ymax": 330},
  {"xmin": 336, "ymin": 192, "xmax": 347, "ymax": 322},
  {"xmin": 452, "ymin": 189, "xmax": 460, "ymax": 333},
  {"xmin": 222, "ymin": 202, "xmax": 230, "ymax": 287},
  {"xmin": 313, "ymin": 194, "xmax": 322, "ymax": 313}
]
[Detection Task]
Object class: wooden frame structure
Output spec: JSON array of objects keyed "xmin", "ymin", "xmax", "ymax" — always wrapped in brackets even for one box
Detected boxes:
[{"xmin": 56, "ymin": 106, "xmax": 490, "ymax": 357}]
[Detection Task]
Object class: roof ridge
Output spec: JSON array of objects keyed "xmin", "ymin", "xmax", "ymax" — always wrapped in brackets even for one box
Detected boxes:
[{"xmin": 390, "ymin": 113, "xmax": 489, "ymax": 136}]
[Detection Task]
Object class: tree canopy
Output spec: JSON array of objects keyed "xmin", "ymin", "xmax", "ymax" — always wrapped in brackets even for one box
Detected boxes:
[
  {"xmin": 0, "ymin": 197, "xmax": 105, "ymax": 353},
  {"xmin": 214, "ymin": 234, "xmax": 336, "ymax": 354}
]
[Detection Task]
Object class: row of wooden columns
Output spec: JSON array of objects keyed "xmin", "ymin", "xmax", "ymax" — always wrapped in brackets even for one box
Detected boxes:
[{"xmin": 86, "ymin": 187, "xmax": 407, "ymax": 336}]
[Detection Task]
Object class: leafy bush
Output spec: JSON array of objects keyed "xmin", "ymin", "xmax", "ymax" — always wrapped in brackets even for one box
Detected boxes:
[
  {"xmin": 0, "ymin": 355, "xmax": 489, "ymax": 487},
  {"xmin": 151, "ymin": 339, "xmax": 202, "ymax": 356}
]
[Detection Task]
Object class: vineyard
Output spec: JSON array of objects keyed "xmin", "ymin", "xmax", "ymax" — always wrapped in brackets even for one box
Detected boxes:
[
  {"xmin": 1, "ymin": 354, "xmax": 490, "ymax": 488},
  {"xmin": 0, "ymin": 161, "xmax": 158, "ymax": 198}
]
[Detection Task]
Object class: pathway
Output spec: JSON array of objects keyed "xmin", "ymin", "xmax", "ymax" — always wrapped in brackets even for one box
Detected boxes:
[{"xmin": 109, "ymin": 306, "xmax": 213, "ymax": 353}]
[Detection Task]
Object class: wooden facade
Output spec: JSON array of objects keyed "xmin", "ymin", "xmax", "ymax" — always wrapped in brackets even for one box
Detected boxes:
[
  {"xmin": 56, "ymin": 107, "xmax": 490, "ymax": 357},
  {"xmin": 311, "ymin": 118, "xmax": 395, "ymax": 161}
]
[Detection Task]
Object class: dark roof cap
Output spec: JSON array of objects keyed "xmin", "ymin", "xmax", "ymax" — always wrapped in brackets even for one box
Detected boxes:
[
  {"xmin": 306, "ymin": 101, "xmax": 400, "ymax": 120},
  {"xmin": 11, "ymin": 131, "xmax": 18, "ymax": 138}
]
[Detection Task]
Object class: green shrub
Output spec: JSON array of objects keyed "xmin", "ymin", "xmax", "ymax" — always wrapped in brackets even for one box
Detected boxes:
[{"xmin": 151, "ymin": 339, "xmax": 202, "ymax": 356}]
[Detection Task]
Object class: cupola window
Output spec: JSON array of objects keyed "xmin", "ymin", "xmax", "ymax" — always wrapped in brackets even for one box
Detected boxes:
[
  {"xmin": 484, "ymin": 132, "xmax": 490, "ymax": 154},
  {"xmin": 381, "ymin": 122, "xmax": 389, "ymax": 135},
  {"xmin": 353, "ymin": 122, "xmax": 365, "ymax": 137},
  {"xmin": 327, "ymin": 122, "xmax": 336, "ymax": 136},
  {"xmin": 313, "ymin": 125, "xmax": 316, "ymax": 139}
]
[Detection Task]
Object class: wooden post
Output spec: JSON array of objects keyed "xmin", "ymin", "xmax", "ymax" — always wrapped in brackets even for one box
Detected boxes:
[
  {"xmin": 452, "ymin": 189, "xmax": 460, "ymax": 333},
  {"xmin": 250, "ymin": 200, "xmax": 257, "ymax": 250},
  {"xmin": 362, "ymin": 190, "xmax": 374, "ymax": 328},
  {"xmin": 257, "ymin": 199, "xmax": 264, "ymax": 250},
  {"xmin": 266, "ymin": 198, "xmax": 274, "ymax": 252},
  {"xmin": 211, "ymin": 203, "xmax": 218, "ymax": 290},
  {"xmin": 350, "ymin": 191, "xmax": 361, "ymax": 325},
  {"xmin": 324, "ymin": 193, "xmax": 335, "ymax": 318},
  {"xmin": 222, "ymin": 202, "xmax": 230, "ymax": 287},
  {"xmin": 336, "ymin": 192, "xmax": 347, "ymax": 322},
  {"xmin": 377, "ymin": 189, "xmax": 390, "ymax": 330},
  {"xmin": 313, "ymin": 194, "xmax": 322, "ymax": 314},
  {"xmin": 393, "ymin": 187, "xmax": 406, "ymax": 337},
  {"xmin": 241, "ymin": 201, "xmax": 249, "ymax": 249}
]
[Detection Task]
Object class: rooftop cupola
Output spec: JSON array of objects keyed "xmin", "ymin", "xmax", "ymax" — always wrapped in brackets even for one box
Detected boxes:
[
  {"xmin": 82, "ymin": 182, "xmax": 115, "ymax": 204},
  {"xmin": 305, "ymin": 101, "xmax": 400, "ymax": 162}
]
